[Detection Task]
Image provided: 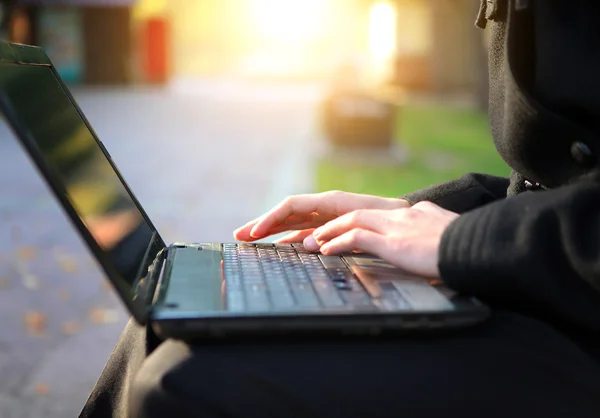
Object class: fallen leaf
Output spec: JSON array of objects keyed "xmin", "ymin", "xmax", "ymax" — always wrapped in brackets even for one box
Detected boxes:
[
  {"xmin": 13, "ymin": 261, "xmax": 41, "ymax": 290},
  {"xmin": 25, "ymin": 311, "xmax": 47, "ymax": 336},
  {"xmin": 54, "ymin": 252, "xmax": 77, "ymax": 273},
  {"xmin": 23, "ymin": 273, "xmax": 41, "ymax": 290},
  {"xmin": 17, "ymin": 246, "xmax": 36, "ymax": 261},
  {"xmin": 60, "ymin": 320, "xmax": 81, "ymax": 335},
  {"xmin": 35, "ymin": 383, "xmax": 49, "ymax": 395},
  {"xmin": 58, "ymin": 259, "xmax": 77, "ymax": 273},
  {"xmin": 58, "ymin": 288, "xmax": 70, "ymax": 301},
  {"xmin": 89, "ymin": 307, "xmax": 120, "ymax": 324}
]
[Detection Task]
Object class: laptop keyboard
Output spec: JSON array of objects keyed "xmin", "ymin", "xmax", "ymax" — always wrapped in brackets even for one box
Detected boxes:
[{"xmin": 222, "ymin": 243, "xmax": 373, "ymax": 312}]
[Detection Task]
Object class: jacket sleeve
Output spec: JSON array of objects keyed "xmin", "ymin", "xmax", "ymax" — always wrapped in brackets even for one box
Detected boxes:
[
  {"xmin": 438, "ymin": 180, "xmax": 600, "ymax": 332},
  {"xmin": 401, "ymin": 173, "xmax": 510, "ymax": 214}
]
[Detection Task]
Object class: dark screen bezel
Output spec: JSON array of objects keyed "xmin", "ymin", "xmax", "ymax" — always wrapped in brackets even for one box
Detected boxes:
[{"xmin": 0, "ymin": 42, "xmax": 166, "ymax": 325}]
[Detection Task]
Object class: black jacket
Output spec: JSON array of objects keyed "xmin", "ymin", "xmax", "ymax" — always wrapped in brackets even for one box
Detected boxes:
[{"xmin": 403, "ymin": 0, "xmax": 600, "ymax": 345}]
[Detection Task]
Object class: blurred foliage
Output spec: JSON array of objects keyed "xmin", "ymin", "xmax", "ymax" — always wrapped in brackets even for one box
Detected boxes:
[{"xmin": 316, "ymin": 104, "xmax": 511, "ymax": 197}]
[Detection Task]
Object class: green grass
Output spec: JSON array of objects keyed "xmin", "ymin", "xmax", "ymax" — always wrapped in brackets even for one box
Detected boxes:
[{"xmin": 316, "ymin": 105, "xmax": 511, "ymax": 197}]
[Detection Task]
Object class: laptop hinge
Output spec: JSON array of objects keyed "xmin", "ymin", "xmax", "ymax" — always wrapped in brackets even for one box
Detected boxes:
[
  {"xmin": 144, "ymin": 248, "xmax": 168, "ymax": 307},
  {"xmin": 132, "ymin": 232, "xmax": 166, "ymax": 309}
]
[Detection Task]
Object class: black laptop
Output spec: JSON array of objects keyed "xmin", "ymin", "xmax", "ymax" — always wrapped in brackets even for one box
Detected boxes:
[{"xmin": 0, "ymin": 41, "xmax": 489, "ymax": 340}]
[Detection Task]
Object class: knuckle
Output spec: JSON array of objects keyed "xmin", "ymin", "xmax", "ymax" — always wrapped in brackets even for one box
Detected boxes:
[
  {"xmin": 349, "ymin": 209, "xmax": 363, "ymax": 222},
  {"xmin": 281, "ymin": 195, "xmax": 294, "ymax": 206},
  {"xmin": 282, "ymin": 194, "xmax": 303, "ymax": 209},
  {"xmin": 390, "ymin": 236, "xmax": 408, "ymax": 253},
  {"xmin": 324, "ymin": 190, "xmax": 344, "ymax": 199},
  {"xmin": 400, "ymin": 208, "xmax": 417, "ymax": 220},
  {"xmin": 348, "ymin": 229, "xmax": 363, "ymax": 244}
]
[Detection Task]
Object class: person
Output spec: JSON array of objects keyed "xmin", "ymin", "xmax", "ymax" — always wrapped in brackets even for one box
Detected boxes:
[{"xmin": 79, "ymin": 1, "xmax": 600, "ymax": 417}]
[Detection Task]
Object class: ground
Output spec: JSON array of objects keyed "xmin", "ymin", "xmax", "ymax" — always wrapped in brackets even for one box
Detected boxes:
[{"xmin": 0, "ymin": 79, "xmax": 321, "ymax": 418}]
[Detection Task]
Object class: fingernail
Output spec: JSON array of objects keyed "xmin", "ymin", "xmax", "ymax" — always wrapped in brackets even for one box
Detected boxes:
[{"xmin": 303, "ymin": 235, "xmax": 319, "ymax": 252}]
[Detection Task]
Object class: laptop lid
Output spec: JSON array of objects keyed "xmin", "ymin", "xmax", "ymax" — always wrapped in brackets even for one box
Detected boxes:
[{"xmin": 0, "ymin": 41, "xmax": 165, "ymax": 324}]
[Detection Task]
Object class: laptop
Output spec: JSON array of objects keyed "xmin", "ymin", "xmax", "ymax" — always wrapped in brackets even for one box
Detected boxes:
[{"xmin": 0, "ymin": 41, "xmax": 489, "ymax": 340}]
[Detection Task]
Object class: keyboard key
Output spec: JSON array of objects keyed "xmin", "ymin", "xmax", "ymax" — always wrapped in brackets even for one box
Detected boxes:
[
  {"xmin": 329, "ymin": 269, "xmax": 353, "ymax": 283},
  {"xmin": 221, "ymin": 243, "xmax": 376, "ymax": 312},
  {"xmin": 339, "ymin": 289, "xmax": 373, "ymax": 307},
  {"xmin": 246, "ymin": 291, "xmax": 270, "ymax": 311},
  {"xmin": 318, "ymin": 255, "xmax": 347, "ymax": 268},
  {"xmin": 312, "ymin": 279, "xmax": 344, "ymax": 307},
  {"xmin": 272, "ymin": 296, "xmax": 295, "ymax": 309},
  {"xmin": 287, "ymin": 281, "xmax": 320, "ymax": 308},
  {"xmin": 334, "ymin": 281, "xmax": 353, "ymax": 291},
  {"xmin": 226, "ymin": 290, "xmax": 245, "ymax": 311}
]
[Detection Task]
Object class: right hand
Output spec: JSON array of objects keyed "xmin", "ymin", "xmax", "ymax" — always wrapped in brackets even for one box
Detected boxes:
[{"xmin": 233, "ymin": 190, "xmax": 410, "ymax": 245}]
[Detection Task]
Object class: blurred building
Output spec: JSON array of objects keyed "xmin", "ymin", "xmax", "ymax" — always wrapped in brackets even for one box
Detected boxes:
[
  {"xmin": 3, "ymin": 0, "xmax": 486, "ymax": 101},
  {"xmin": 391, "ymin": 0, "xmax": 486, "ymax": 96},
  {"xmin": 162, "ymin": 0, "xmax": 485, "ymax": 96},
  {"xmin": 9, "ymin": 0, "xmax": 135, "ymax": 85}
]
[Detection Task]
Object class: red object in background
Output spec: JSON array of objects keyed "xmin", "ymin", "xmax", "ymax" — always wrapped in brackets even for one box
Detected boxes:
[{"xmin": 142, "ymin": 18, "xmax": 169, "ymax": 83}]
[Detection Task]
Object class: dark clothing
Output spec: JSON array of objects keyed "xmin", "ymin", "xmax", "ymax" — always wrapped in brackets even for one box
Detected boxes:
[
  {"xmin": 79, "ymin": 1, "xmax": 600, "ymax": 417},
  {"xmin": 131, "ymin": 311, "xmax": 599, "ymax": 418},
  {"xmin": 404, "ymin": 0, "xmax": 600, "ymax": 350},
  {"xmin": 80, "ymin": 313, "xmax": 600, "ymax": 418},
  {"xmin": 403, "ymin": 174, "xmax": 600, "ymax": 361},
  {"xmin": 402, "ymin": 172, "xmax": 510, "ymax": 214},
  {"xmin": 79, "ymin": 320, "xmax": 149, "ymax": 418}
]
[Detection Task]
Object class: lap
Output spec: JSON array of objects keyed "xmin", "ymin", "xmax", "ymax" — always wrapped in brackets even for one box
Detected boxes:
[
  {"xmin": 128, "ymin": 311, "xmax": 600, "ymax": 418},
  {"xmin": 79, "ymin": 319, "xmax": 149, "ymax": 418}
]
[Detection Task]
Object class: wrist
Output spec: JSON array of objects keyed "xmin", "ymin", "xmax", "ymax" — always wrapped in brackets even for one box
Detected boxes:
[{"xmin": 387, "ymin": 198, "xmax": 411, "ymax": 209}]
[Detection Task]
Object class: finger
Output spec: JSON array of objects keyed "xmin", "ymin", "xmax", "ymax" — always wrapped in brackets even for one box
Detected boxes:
[
  {"xmin": 266, "ymin": 219, "xmax": 330, "ymax": 236},
  {"xmin": 321, "ymin": 230, "xmax": 439, "ymax": 278},
  {"xmin": 274, "ymin": 229, "xmax": 316, "ymax": 244},
  {"xmin": 303, "ymin": 234, "xmax": 320, "ymax": 252},
  {"xmin": 282, "ymin": 214, "xmax": 320, "ymax": 225},
  {"xmin": 320, "ymin": 228, "xmax": 387, "ymax": 257},
  {"xmin": 249, "ymin": 193, "xmax": 338, "ymax": 238},
  {"xmin": 233, "ymin": 217, "xmax": 263, "ymax": 241},
  {"xmin": 237, "ymin": 220, "xmax": 325, "ymax": 242},
  {"xmin": 314, "ymin": 209, "xmax": 390, "ymax": 244},
  {"xmin": 235, "ymin": 213, "xmax": 322, "ymax": 241}
]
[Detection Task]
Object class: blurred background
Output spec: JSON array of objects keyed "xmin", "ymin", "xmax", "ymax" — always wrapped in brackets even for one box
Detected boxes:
[{"xmin": 0, "ymin": 0, "xmax": 510, "ymax": 417}]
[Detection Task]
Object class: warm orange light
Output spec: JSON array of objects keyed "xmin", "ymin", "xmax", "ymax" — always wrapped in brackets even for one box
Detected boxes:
[{"xmin": 134, "ymin": 0, "xmax": 167, "ymax": 19}]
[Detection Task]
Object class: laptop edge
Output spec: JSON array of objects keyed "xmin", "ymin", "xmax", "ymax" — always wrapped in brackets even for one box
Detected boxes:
[
  {"xmin": 0, "ymin": 41, "xmax": 490, "ymax": 340},
  {"xmin": 0, "ymin": 41, "xmax": 165, "ymax": 325}
]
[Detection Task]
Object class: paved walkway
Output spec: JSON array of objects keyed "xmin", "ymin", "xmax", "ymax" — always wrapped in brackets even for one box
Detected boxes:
[{"xmin": 0, "ymin": 79, "xmax": 323, "ymax": 418}]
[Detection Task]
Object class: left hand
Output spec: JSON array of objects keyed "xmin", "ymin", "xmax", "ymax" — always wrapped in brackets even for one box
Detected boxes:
[{"xmin": 305, "ymin": 201, "xmax": 459, "ymax": 278}]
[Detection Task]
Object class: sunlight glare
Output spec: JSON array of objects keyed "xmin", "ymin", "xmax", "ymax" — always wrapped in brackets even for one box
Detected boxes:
[
  {"xmin": 250, "ymin": 0, "xmax": 326, "ymax": 45},
  {"xmin": 369, "ymin": 2, "xmax": 396, "ymax": 60}
]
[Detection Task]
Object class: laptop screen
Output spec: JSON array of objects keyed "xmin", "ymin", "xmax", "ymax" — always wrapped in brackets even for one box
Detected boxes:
[{"xmin": 0, "ymin": 62, "xmax": 162, "ymax": 312}]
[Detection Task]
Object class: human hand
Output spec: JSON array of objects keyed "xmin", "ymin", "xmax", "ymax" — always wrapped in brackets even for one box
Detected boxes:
[
  {"xmin": 233, "ymin": 191, "xmax": 410, "ymax": 243},
  {"xmin": 305, "ymin": 201, "xmax": 459, "ymax": 278}
]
